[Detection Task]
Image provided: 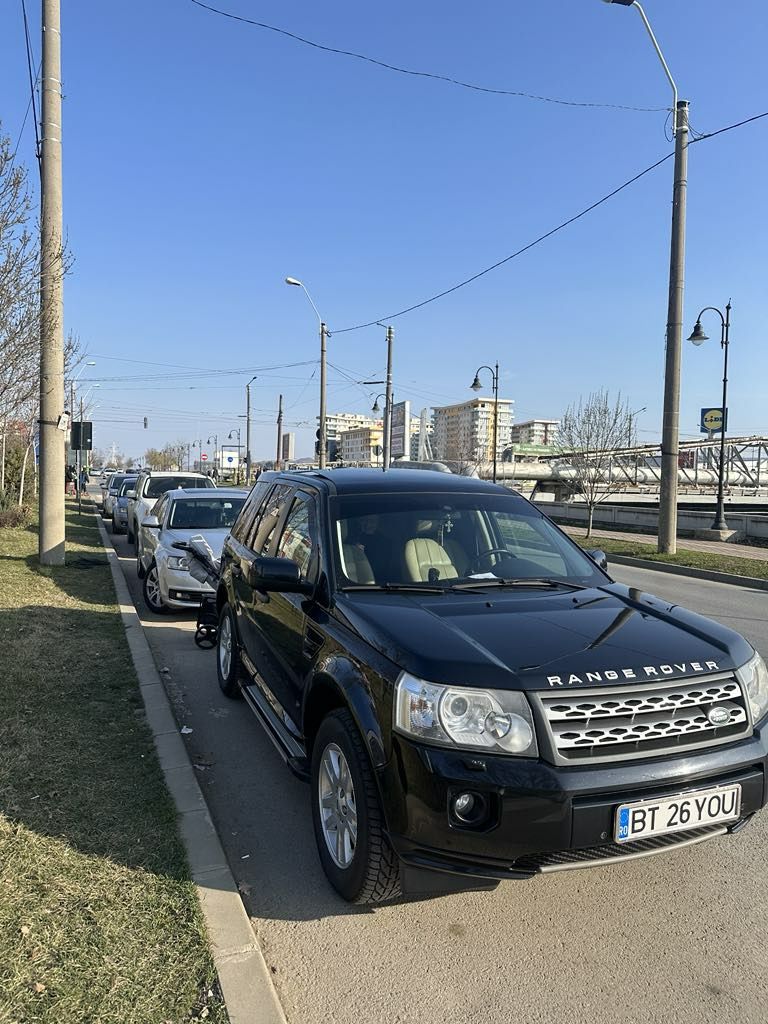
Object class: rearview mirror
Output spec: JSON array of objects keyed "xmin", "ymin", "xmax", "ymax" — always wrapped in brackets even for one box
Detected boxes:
[
  {"xmin": 587, "ymin": 548, "xmax": 608, "ymax": 571},
  {"xmin": 126, "ymin": 489, "xmax": 136, "ymax": 499},
  {"xmin": 143, "ymin": 515, "xmax": 160, "ymax": 529},
  {"xmin": 248, "ymin": 556, "xmax": 312, "ymax": 594}
]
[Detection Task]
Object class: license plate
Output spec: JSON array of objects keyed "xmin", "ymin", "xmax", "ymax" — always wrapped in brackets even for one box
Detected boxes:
[{"xmin": 614, "ymin": 783, "xmax": 741, "ymax": 843}]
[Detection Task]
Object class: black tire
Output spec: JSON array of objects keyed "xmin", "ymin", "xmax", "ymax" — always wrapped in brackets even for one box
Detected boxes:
[
  {"xmin": 110, "ymin": 515, "xmax": 117, "ymax": 534},
  {"xmin": 311, "ymin": 709, "xmax": 401, "ymax": 904},
  {"xmin": 127, "ymin": 524, "xmax": 134, "ymax": 545},
  {"xmin": 136, "ymin": 551, "xmax": 146, "ymax": 579},
  {"xmin": 216, "ymin": 604, "xmax": 244, "ymax": 699},
  {"xmin": 142, "ymin": 562, "xmax": 167, "ymax": 615}
]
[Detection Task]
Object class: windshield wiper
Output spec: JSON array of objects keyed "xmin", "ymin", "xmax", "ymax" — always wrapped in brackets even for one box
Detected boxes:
[
  {"xmin": 450, "ymin": 578, "xmax": 591, "ymax": 591},
  {"xmin": 339, "ymin": 582, "xmax": 446, "ymax": 594}
]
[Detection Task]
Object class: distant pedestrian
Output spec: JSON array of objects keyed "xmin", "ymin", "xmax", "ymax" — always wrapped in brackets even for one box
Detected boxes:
[
  {"xmin": 79, "ymin": 467, "xmax": 89, "ymax": 494},
  {"xmin": 65, "ymin": 465, "xmax": 76, "ymax": 496}
]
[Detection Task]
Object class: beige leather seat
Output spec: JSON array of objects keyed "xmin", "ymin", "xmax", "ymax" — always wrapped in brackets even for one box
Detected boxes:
[
  {"xmin": 404, "ymin": 537, "xmax": 459, "ymax": 583},
  {"xmin": 339, "ymin": 521, "xmax": 376, "ymax": 584}
]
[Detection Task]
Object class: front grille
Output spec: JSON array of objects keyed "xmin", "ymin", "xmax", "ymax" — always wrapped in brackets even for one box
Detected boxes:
[
  {"xmin": 535, "ymin": 674, "xmax": 751, "ymax": 764},
  {"xmin": 513, "ymin": 824, "xmax": 727, "ymax": 873}
]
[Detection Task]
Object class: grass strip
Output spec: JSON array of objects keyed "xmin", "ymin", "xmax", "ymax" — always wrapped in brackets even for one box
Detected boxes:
[
  {"xmin": 570, "ymin": 533, "xmax": 768, "ymax": 580},
  {"xmin": 0, "ymin": 506, "xmax": 228, "ymax": 1023}
]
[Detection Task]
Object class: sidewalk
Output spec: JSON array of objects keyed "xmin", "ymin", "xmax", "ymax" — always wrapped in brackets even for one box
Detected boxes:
[{"xmin": 564, "ymin": 525, "xmax": 768, "ymax": 562}]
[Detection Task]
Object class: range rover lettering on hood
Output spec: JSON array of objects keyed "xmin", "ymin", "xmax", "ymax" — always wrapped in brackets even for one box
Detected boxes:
[{"xmin": 547, "ymin": 660, "xmax": 721, "ymax": 687}]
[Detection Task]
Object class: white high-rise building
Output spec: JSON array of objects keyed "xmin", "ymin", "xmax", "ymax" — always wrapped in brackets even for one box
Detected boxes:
[
  {"xmin": 509, "ymin": 419, "xmax": 559, "ymax": 446},
  {"xmin": 432, "ymin": 397, "xmax": 514, "ymax": 464}
]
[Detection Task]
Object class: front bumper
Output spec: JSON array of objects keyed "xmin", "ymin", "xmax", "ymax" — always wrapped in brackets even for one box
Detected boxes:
[
  {"xmin": 381, "ymin": 724, "xmax": 768, "ymax": 894},
  {"xmin": 158, "ymin": 567, "xmax": 213, "ymax": 609}
]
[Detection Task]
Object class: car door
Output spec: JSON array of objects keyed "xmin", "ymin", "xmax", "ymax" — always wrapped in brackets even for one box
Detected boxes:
[
  {"xmin": 251, "ymin": 490, "xmax": 321, "ymax": 727},
  {"xmin": 141, "ymin": 494, "xmax": 168, "ymax": 570},
  {"xmin": 229, "ymin": 482, "xmax": 293, "ymax": 660}
]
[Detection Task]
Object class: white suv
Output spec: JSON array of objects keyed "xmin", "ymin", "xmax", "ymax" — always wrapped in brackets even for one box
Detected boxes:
[{"xmin": 126, "ymin": 471, "xmax": 214, "ymax": 546}]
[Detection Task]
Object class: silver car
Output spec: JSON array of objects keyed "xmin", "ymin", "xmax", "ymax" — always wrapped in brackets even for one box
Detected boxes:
[{"xmin": 138, "ymin": 488, "xmax": 248, "ymax": 613}]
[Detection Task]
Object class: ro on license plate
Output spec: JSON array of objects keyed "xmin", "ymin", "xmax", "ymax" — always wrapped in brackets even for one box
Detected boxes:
[{"xmin": 614, "ymin": 784, "xmax": 741, "ymax": 843}]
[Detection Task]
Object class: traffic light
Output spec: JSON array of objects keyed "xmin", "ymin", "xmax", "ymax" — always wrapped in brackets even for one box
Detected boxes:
[{"xmin": 143, "ymin": 417, "xmax": 148, "ymax": 429}]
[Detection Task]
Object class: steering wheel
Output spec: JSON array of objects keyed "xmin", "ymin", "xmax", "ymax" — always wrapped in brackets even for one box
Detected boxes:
[{"xmin": 469, "ymin": 547, "xmax": 516, "ymax": 572}]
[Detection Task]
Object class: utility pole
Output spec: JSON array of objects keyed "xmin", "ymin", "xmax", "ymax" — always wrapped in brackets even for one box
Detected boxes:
[
  {"xmin": 383, "ymin": 326, "xmax": 394, "ymax": 471},
  {"xmin": 39, "ymin": 0, "xmax": 65, "ymax": 564},
  {"xmin": 77, "ymin": 395, "xmax": 83, "ymax": 513},
  {"xmin": 658, "ymin": 99, "xmax": 690, "ymax": 554},
  {"xmin": 245, "ymin": 375, "xmax": 257, "ymax": 484},
  {"xmin": 319, "ymin": 322, "xmax": 328, "ymax": 468},
  {"xmin": 275, "ymin": 393, "xmax": 283, "ymax": 470}
]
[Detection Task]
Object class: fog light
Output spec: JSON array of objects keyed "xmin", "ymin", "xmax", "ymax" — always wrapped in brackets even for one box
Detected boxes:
[
  {"xmin": 450, "ymin": 790, "xmax": 488, "ymax": 827},
  {"xmin": 453, "ymin": 793, "xmax": 475, "ymax": 818}
]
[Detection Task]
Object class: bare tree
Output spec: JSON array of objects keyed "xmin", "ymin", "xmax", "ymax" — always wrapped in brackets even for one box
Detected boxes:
[{"xmin": 556, "ymin": 390, "xmax": 633, "ymax": 537}]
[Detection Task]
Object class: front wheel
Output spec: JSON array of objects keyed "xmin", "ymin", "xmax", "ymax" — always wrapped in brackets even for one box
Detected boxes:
[
  {"xmin": 136, "ymin": 551, "xmax": 146, "ymax": 579},
  {"xmin": 311, "ymin": 709, "xmax": 401, "ymax": 904},
  {"xmin": 216, "ymin": 604, "xmax": 244, "ymax": 698},
  {"xmin": 142, "ymin": 562, "xmax": 166, "ymax": 615}
]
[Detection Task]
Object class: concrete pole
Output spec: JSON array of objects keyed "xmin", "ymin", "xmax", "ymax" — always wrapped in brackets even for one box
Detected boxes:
[
  {"xmin": 319, "ymin": 322, "xmax": 328, "ymax": 468},
  {"xmin": 245, "ymin": 381, "xmax": 252, "ymax": 484},
  {"xmin": 657, "ymin": 99, "xmax": 690, "ymax": 554},
  {"xmin": 39, "ymin": 0, "xmax": 66, "ymax": 564},
  {"xmin": 383, "ymin": 326, "xmax": 394, "ymax": 471},
  {"xmin": 275, "ymin": 393, "xmax": 283, "ymax": 470},
  {"xmin": 492, "ymin": 362, "xmax": 499, "ymax": 484},
  {"xmin": 77, "ymin": 395, "xmax": 83, "ymax": 512}
]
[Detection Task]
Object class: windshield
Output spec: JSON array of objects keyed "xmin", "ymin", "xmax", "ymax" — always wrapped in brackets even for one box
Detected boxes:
[
  {"xmin": 109, "ymin": 474, "xmax": 128, "ymax": 491},
  {"xmin": 168, "ymin": 497, "xmax": 245, "ymax": 530},
  {"xmin": 330, "ymin": 492, "xmax": 607, "ymax": 589},
  {"xmin": 118, "ymin": 478, "xmax": 138, "ymax": 496},
  {"xmin": 145, "ymin": 476, "xmax": 211, "ymax": 498}
]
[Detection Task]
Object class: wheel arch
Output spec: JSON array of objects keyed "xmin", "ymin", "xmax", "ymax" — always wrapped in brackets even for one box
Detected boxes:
[{"xmin": 303, "ymin": 659, "xmax": 387, "ymax": 769}]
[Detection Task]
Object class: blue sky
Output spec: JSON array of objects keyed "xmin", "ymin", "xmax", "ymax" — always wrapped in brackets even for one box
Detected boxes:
[{"xmin": 1, "ymin": 0, "xmax": 766, "ymax": 462}]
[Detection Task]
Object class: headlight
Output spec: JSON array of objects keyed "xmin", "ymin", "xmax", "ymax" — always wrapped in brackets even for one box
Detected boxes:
[
  {"xmin": 167, "ymin": 555, "xmax": 190, "ymax": 570},
  {"xmin": 394, "ymin": 673, "xmax": 538, "ymax": 757},
  {"xmin": 739, "ymin": 651, "xmax": 768, "ymax": 725}
]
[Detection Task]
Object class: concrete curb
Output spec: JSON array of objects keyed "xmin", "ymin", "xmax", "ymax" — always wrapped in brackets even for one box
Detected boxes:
[
  {"xmin": 92, "ymin": 508, "xmax": 286, "ymax": 1024},
  {"xmin": 608, "ymin": 553, "xmax": 768, "ymax": 592}
]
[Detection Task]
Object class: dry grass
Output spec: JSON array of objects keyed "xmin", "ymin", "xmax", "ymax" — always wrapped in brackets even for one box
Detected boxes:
[{"xmin": 0, "ymin": 506, "xmax": 228, "ymax": 1023}]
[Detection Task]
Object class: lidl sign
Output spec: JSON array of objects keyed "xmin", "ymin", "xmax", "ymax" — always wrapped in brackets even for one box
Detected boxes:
[{"xmin": 700, "ymin": 407, "xmax": 728, "ymax": 434}]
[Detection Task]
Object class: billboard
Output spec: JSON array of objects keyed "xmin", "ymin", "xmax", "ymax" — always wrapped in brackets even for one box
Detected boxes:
[
  {"xmin": 282, "ymin": 432, "xmax": 295, "ymax": 461},
  {"xmin": 390, "ymin": 400, "xmax": 411, "ymax": 459},
  {"xmin": 700, "ymin": 407, "xmax": 728, "ymax": 435}
]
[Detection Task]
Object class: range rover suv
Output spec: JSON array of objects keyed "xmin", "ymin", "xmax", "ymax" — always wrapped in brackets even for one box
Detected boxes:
[{"xmin": 215, "ymin": 469, "xmax": 768, "ymax": 903}]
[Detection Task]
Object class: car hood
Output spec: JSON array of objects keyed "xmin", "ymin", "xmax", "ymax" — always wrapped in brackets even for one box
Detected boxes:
[
  {"xmin": 160, "ymin": 528, "xmax": 230, "ymax": 560},
  {"xmin": 334, "ymin": 583, "xmax": 753, "ymax": 691}
]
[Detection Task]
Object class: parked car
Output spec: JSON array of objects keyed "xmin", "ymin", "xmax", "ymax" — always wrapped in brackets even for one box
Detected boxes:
[
  {"xmin": 138, "ymin": 488, "xmax": 248, "ymax": 612},
  {"xmin": 126, "ymin": 470, "xmax": 214, "ymax": 546},
  {"xmin": 214, "ymin": 468, "xmax": 768, "ymax": 904},
  {"xmin": 111, "ymin": 476, "xmax": 139, "ymax": 534},
  {"xmin": 102, "ymin": 473, "xmax": 132, "ymax": 519}
]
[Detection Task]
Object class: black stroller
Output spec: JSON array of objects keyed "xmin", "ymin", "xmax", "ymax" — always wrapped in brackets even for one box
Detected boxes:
[{"xmin": 172, "ymin": 536, "xmax": 221, "ymax": 649}]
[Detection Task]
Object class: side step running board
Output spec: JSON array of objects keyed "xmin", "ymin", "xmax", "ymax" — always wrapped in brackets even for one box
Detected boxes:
[{"xmin": 240, "ymin": 656, "xmax": 310, "ymax": 781}]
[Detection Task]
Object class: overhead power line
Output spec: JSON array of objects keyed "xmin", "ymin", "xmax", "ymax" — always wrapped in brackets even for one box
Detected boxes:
[
  {"xmin": 332, "ymin": 107, "xmax": 768, "ymax": 334},
  {"xmin": 332, "ymin": 150, "xmax": 675, "ymax": 333},
  {"xmin": 189, "ymin": 0, "xmax": 667, "ymax": 113}
]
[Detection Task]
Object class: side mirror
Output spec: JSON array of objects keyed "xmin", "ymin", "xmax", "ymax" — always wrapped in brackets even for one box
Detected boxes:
[
  {"xmin": 248, "ymin": 556, "xmax": 312, "ymax": 594},
  {"xmin": 587, "ymin": 548, "xmax": 608, "ymax": 571},
  {"xmin": 143, "ymin": 514, "xmax": 161, "ymax": 529},
  {"xmin": 126, "ymin": 489, "xmax": 136, "ymax": 499}
]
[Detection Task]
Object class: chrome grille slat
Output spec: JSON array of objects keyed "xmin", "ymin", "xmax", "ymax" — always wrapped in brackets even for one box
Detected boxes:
[{"xmin": 536, "ymin": 673, "xmax": 751, "ymax": 764}]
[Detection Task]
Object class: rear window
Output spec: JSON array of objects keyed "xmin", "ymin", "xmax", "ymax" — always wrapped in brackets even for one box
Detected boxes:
[
  {"xmin": 168, "ymin": 497, "xmax": 245, "ymax": 530},
  {"xmin": 118, "ymin": 478, "xmax": 138, "ymax": 496},
  {"xmin": 144, "ymin": 476, "xmax": 211, "ymax": 499}
]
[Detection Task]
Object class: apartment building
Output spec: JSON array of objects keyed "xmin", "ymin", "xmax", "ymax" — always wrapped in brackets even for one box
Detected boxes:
[{"xmin": 432, "ymin": 397, "xmax": 514, "ymax": 464}]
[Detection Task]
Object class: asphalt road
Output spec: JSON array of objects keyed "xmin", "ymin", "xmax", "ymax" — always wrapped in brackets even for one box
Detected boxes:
[{"xmin": 104, "ymin": 520, "xmax": 768, "ymax": 1024}]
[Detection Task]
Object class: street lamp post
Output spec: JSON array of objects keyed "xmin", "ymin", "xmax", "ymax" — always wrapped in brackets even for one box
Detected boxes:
[
  {"xmin": 285, "ymin": 277, "xmax": 328, "ymax": 469},
  {"xmin": 206, "ymin": 434, "xmax": 219, "ymax": 478},
  {"xmin": 228, "ymin": 428, "xmax": 242, "ymax": 482},
  {"xmin": 602, "ymin": 0, "xmax": 688, "ymax": 555},
  {"xmin": 245, "ymin": 375, "xmax": 257, "ymax": 483},
  {"xmin": 470, "ymin": 363, "xmax": 500, "ymax": 484},
  {"xmin": 688, "ymin": 302, "xmax": 732, "ymax": 532}
]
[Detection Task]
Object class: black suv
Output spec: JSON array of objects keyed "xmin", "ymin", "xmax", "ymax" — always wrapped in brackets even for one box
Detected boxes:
[{"xmin": 216, "ymin": 469, "xmax": 768, "ymax": 903}]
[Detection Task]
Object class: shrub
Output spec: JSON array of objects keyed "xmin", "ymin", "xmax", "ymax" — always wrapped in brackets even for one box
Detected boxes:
[{"xmin": 0, "ymin": 503, "xmax": 31, "ymax": 528}]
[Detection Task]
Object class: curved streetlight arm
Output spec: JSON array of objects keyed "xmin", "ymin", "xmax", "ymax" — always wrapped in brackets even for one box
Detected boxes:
[
  {"xmin": 285, "ymin": 277, "xmax": 323, "ymax": 325},
  {"xmin": 474, "ymin": 364, "xmax": 496, "ymax": 381},
  {"xmin": 631, "ymin": 2, "xmax": 678, "ymax": 125},
  {"xmin": 695, "ymin": 306, "xmax": 726, "ymax": 330}
]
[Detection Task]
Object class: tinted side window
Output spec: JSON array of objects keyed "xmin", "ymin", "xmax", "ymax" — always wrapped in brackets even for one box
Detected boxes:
[
  {"xmin": 249, "ymin": 484, "xmax": 293, "ymax": 556},
  {"xmin": 275, "ymin": 497, "xmax": 317, "ymax": 581},
  {"xmin": 231, "ymin": 481, "xmax": 271, "ymax": 544}
]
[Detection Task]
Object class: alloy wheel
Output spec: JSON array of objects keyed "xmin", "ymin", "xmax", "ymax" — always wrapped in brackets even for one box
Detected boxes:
[
  {"xmin": 219, "ymin": 613, "xmax": 232, "ymax": 679},
  {"xmin": 145, "ymin": 566, "xmax": 163, "ymax": 611},
  {"xmin": 318, "ymin": 743, "xmax": 358, "ymax": 869}
]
